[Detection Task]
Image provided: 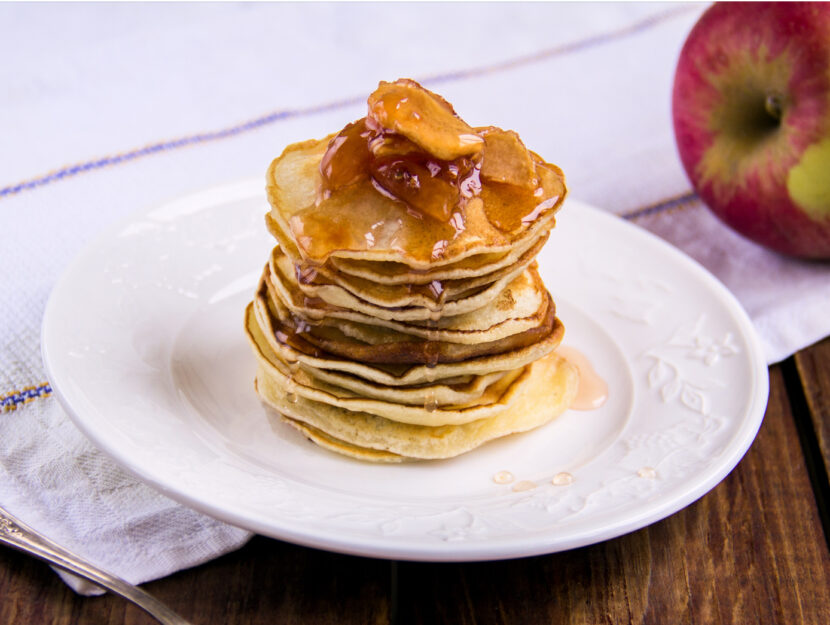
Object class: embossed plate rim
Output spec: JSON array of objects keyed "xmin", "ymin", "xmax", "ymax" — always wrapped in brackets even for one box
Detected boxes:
[{"xmin": 42, "ymin": 179, "xmax": 769, "ymax": 561}]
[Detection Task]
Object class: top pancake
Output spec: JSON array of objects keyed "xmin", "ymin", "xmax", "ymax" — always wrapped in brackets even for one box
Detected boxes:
[
  {"xmin": 265, "ymin": 136, "xmax": 566, "ymax": 271},
  {"xmin": 265, "ymin": 211, "xmax": 549, "ymax": 287}
]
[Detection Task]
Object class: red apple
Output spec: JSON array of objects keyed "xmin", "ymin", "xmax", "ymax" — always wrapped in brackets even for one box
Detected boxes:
[{"xmin": 672, "ymin": 2, "xmax": 830, "ymax": 259}]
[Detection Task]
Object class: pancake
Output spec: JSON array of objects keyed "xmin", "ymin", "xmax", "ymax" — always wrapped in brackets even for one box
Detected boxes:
[
  {"xmin": 329, "ymin": 230, "xmax": 548, "ymax": 285},
  {"xmin": 266, "ymin": 211, "xmax": 550, "ymax": 287},
  {"xmin": 269, "ymin": 232, "xmax": 548, "ymax": 309},
  {"xmin": 269, "ymin": 245, "xmax": 533, "ymax": 322},
  {"xmin": 263, "ymin": 261, "xmax": 554, "ymax": 345},
  {"xmin": 282, "ymin": 299, "xmax": 556, "ymax": 365},
  {"xmin": 248, "ymin": 300, "xmax": 564, "ymax": 387},
  {"xmin": 245, "ymin": 78, "xmax": 576, "ymax": 462},
  {"xmin": 249, "ymin": 304, "xmax": 539, "ymax": 426},
  {"xmin": 254, "ymin": 350, "xmax": 578, "ymax": 460},
  {"xmin": 304, "ymin": 366, "xmax": 510, "ymax": 408},
  {"xmin": 282, "ymin": 419, "xmax": 406, "ymax": 463}
]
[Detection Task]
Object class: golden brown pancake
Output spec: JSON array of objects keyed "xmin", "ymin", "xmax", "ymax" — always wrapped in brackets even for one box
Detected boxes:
[
  {"xmin": 245, "ymin": 78, "xmax": 576, "ymax": 461},
  {"xmin": 253, "ymin": 354, "xmax": 578, "ymax": 460},
  {"xmin": 265, "ymin": 137, "xmax": 565, "ymax": 269}
]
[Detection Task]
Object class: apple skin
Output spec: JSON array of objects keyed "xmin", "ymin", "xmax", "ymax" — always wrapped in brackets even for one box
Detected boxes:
[{"xmin": 672, "ymin": 2, "xmax": 830, "ymax": 259}]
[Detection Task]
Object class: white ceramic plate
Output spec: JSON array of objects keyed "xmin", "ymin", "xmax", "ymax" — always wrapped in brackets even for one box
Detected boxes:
[{"xmin": 42, "ymin": 180, "xmax": 768, "ymax": 561}]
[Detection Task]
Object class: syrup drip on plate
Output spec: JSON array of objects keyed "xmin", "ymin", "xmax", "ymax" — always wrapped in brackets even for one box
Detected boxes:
[
  {"xmin": 488, "ymin": 347, "xmax": 606, "ymax": 493},
  {"xmin": 551, "ymin": 472, "xmax": 573, "ymax": 486},
  {"xmin": 637, "ymin": 467, "xmax": 657, "ymax": 479},
  {"xmin": 557, "ymin": 346, "xmax": 608, "ymax": 411},
  {"xmin": 511, "ymin": 480, "xmax": 536, "ymax": 492},
  {"xmin": 492, "ymin": 470, "xmax": 515, "ymax": 484}
]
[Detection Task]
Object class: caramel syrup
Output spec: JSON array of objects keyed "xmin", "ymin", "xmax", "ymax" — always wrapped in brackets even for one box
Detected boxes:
[
  {"xmin": 288, "ymin": 80, "xmax": 565, "ymax": 266},
  {"xmin": 511, "ymin": 480, "xmax": 537, "ymax": 492},
  {"xmin": 285, "ymin": 359, "xmax": 300, "ymax": 404},
  {"xmin": 557, "ymin": 346, "xmax": 608, "ymax": 411},
  {"xmin": 423, "ymin": 389, "xmax": 438, "ymax": 412}
]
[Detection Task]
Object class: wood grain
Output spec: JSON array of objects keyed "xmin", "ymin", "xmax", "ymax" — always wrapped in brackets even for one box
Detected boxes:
[
  {"xmin": 795, "ymin": 337, "xmax": 830, "ymax": 489},
  {"xmin": 1, "ymin": 362, "xmax": 829, "ymax": 624},
  {"xmin": 0, "ymin": 537, "xmax": 392, "ymax": 625}
]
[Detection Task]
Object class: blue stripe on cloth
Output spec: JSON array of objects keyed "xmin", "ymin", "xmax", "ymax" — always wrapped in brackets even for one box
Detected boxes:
[
  {"xmin": 0, "ymin": 5, "xmax": 696, "ymax": 201},
  {"xmin": 1, "ymin": 383, "xmax": 52, "ymax": 412},
  {"xmin": 621, "ymin": 191, "xmax": 699, "ymax": 221},
  {"xmin": 422, "ymin": 5, "xmax": 695, "ymax": 87}
]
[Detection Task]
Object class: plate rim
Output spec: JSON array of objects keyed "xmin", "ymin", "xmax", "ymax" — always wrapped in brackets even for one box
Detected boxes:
[{"xmin": 41, "ymin": 178, "xmax": 770, "ymax": 561}]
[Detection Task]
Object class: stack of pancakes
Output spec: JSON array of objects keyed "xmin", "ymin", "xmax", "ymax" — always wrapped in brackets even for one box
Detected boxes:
[{"xmin": 245, "ymin": 79, "xmax": 578, "ymax": 462}]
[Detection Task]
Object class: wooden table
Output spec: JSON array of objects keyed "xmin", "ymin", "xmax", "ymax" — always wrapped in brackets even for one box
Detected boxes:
[{"xmin": 2, "ymin": 338, "xmax": 829, "ymax": 624}]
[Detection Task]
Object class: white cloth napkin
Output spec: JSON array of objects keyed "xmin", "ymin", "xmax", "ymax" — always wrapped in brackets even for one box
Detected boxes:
[
  {"xmin": 1, "ymin": 2, "xmax": 828, "ymax": 594},
  {"xmin": 0, "ymin": 397, "xmax": 251, "ymax": 594}
]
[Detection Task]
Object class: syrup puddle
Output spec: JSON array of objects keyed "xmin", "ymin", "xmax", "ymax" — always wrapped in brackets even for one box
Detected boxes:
[
  {"xmin": 558, "ymin": 346, "xmax": 608, "ymax": 411},
  {"xmin": 492, "ymin": 346, "xmax": 608, "ymax": 492},
  {"xmin": 511, "ymin": 480, "xmax": 536, "ymax": 492},
  {"xmin": 551, "ymin": 471, "xmax": 573, "ymax": 486}
]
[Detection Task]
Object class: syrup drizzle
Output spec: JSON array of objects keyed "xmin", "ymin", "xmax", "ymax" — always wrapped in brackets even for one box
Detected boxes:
[
  {"xmin": 285, "ymin": 80, "xmax": 565, "ymax": 266},
  {"xmin": 423, "ymin": 390, "xmax": 438, "ymax": 413},
  {"xmin": 285, "ymin": 359, "xmax": 300, "ymax": 404},
  {"xmin": 487, "ymin": 347, "xmax": 606, "ymax": 493},
  {"xmin": 295, "ymin": 261, "xmax": 318, "ymax": 285},
  {"xmin": 557, "ymin": 346, "xmax": 608, "ymax": 411},
  {"xmin": 551, "ymin": 472, "xmax": 573, "ymax": 486},
  {"xmin": 511, "ymin": 480, "xmax": 536, "ymax": 492},
  {"xmin": 423, "ymin": 341, "xmax": 441, "ymax": 368}
]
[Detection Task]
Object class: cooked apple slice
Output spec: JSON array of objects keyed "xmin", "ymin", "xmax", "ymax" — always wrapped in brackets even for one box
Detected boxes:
[
  {"xmin": 478, "ymin": 127, "xmax": 536, "ymax": 189},
  {"xmin": 372, "ymin": 158, "xmax": 460, "ymax": 222},
  {"xmin": 368, "ymin": 79, "xmax": 484, "ymax": 161},
  {"xmin": 368, "ymin": 133, "xmax": 422, "ymax": 159},
  {"xmin": 319, "ymin": 120, "xmax": 371, "ymax": 191}
]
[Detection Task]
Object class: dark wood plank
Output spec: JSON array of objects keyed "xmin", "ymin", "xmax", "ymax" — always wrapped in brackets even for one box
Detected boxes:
[
  {"xmin": 794, "ymin": 337, "xmax": 830, "ymax": 488},
  {"xmin": 0, "ymin": 537, "xmax": 392, "ymax": 624},
  {"xmin": 395, "ymin": 365, "xmax": 830, "ymax": 625}
]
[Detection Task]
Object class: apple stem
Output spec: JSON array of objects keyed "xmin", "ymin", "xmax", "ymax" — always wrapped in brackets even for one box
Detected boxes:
[{"xmin": 765, "ymin": 93, "xmax": 783, "ymax": 122}]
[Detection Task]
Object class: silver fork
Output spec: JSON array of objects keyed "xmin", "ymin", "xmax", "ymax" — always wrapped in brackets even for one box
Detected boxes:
[{"xmin": 0, "ymin": 504, "xmax": 192, "ymax": 625}]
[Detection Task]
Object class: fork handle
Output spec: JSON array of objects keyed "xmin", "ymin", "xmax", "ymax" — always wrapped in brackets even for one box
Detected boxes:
[{"xmin": 0, "ymin": 507, "xmax": 192, "ymax": 625}]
